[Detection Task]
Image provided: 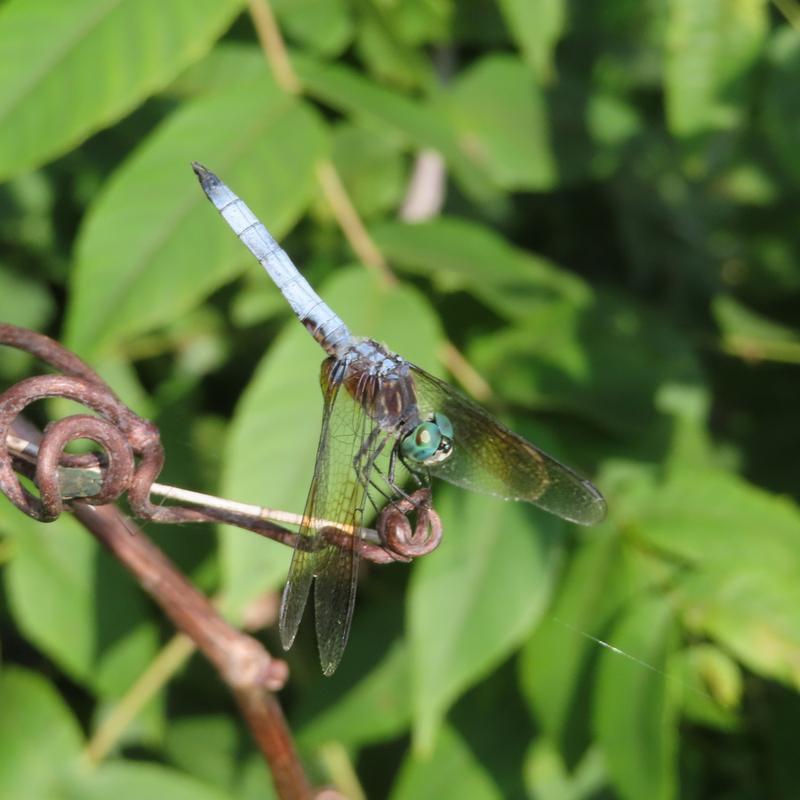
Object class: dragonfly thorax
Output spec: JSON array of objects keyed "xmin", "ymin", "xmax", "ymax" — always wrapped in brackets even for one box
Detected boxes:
[{"xmin": 337, "ymin": 339, "xmax": 420, "ymax": 430}]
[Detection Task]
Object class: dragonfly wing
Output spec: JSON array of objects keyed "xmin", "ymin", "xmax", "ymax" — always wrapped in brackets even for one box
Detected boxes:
[
  {"xmin": 279, "ymin": 358, "xmax": 377, "ymax": 676},
  {"xmin": 409, "ymin": 366, "xmax": 607, "ymax": 525},
  {"xmin": 278, "ymin": 372, "xmax": 335, "ymax": 654}
]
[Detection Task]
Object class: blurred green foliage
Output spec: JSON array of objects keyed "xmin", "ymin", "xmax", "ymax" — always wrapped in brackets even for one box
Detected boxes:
[{"xmin": 1, "ymin": 0, "xmax": 799, "ymax": 798}]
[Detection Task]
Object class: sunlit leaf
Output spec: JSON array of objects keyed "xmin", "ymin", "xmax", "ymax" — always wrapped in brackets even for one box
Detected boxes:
[
  {"xmin": 409, "ymin": 489, "xmax": 563, "ymax": 752},
  {"xmin": 523, "ymin": 741, "xmax": 607, "ymax": 800},
  {"xmin": 0, "ymin": 498, "xmax": 158, "ymax": 699},
  {"xmin": 446, "ymin": 55, "xmax": 557, "ymax": 190},
  {"xmin": 0, "ymin": 668, "xmax": 83, "ymax": 800},
  {"xmin": 0, "ymin": 0, "xmax": 244, "ymax": 180},
  {"xmin": 164, "ymin": 715, "xmax": 241, "ymax": 791},
  {"xmin": 66, "ymin": 763, "xmax": 237, "ymax": 800},
  {"xmin": 391, "ymin": 724, "xmax": 503, "ymax": 800},
  {"xmin": 293, "ymin": 55, "xmax": 496, "ymax": 200},
  {"xmin": 497, "ymin": 0, "xmax": 566, "ymax": 82},
  {"xmin": 714, "ymin": 293, "xmax": 800, "ymax": 364},
  {"xmin": 273, "ymin": 0, "xmax": 353, "ymax": 57},
  {"xmin": 593, "ymin": 595, "xmax": 679, "ymax": 800},
  {"xmin": 664, "ymin": 0, "xmax": 767, "ymax": 135},
  {"xmin": 371, "ymin": 216, "xmax": 590, "ymax": 321},
  {"xmin": 636, "ymin": 468, "xmax": 800, "ymax": 572},
  {"xmin": 327, "ymin": 123, "xmax": 407, "ymax": 220},
  {"xmin": 66, "ymin": 78, "xmax": 327, "ymax": 357},
  {"xmin": 353, "ymin": 0, "xmax": 436, "ymax": 90},
  {"xmin": 520, "ymin": 530, "xmax": 634, "ymax": 745},
  {"xmin": 677, "ymin": 567, "xmax": 800, "ymax": 689},
  {"xmin": 671, "ymin": 644, "xmax": 741, "ymax": 730},
  {"xmin": 171, "ymin": 42, "xmax": 265, "ymax": 97}
]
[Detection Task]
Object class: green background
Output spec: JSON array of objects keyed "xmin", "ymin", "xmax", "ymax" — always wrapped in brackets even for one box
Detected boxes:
[{"xmin": 1, "ymin": 1, "xmax": 799, "ymax": 798}]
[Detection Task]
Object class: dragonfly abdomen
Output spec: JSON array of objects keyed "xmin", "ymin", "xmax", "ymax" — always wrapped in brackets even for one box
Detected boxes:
[{"xmin": 193, "ymin": 163, "xmax": 352, "ymax": 358}]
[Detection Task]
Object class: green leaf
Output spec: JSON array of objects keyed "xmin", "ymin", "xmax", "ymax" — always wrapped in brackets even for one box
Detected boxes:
[
  {"xmin": 273, "ymin": 0, "xmax": 353, "ymax": 57},
  {"xmin": 371, "ymin": 217, "xmax": 590, "ymax": 321},
  {"xmin": 65, "ymin": 763, "xmax": 236, "ymax": 800},
  {"xmin": 445, "ymin": 54, "xmax": 557, "ymax": 190},
  {"xmin": 676, "ymin": 566, "xmax": 800, "ymax": 689},
  {"xmin": 713, "ymin": 293, "xmax": 800, "ymax": 364},
  {"xmin": 0, "ymin": 263, "xmax": 55, "ymax": 376},
  {"xmin": 164, "ymin": 715, "xmax": 241, "ymax": 791},
  {"xmin": 293, "ymin": 55, "xmax": 496, "ymax": 201},
  {"xmin": 469, "ymin": 291, "xmax": 702, "ymax": 434},
  {"xmin": 0, "ymin": 0, "xmax": 244, "ymax": 181},
  {"xmin": 295, "ymin": 55, "xmax": 447, "ymax": 148},
  {"xmin": 219, "ymin": 267, "xmax": 443, "ymax": 618},
  {"xmin": 65, "ymin": 79, "xmax": 327, "ymax": 357},
  {"xmin": 171, "ymin": 42, "xmax": 265, "ymax": 97},
  {"xmin": 0, "ymin": 266, "xmax": 53, "ymax": 332},
  {"xmin": 298, "ymin": 640, "xmax": 411, "ymax": 749},
  {"xmin": 520, "ymin": 530, "xmax": 635, "ymax": 745},
  {"xmin": 409, "ymin": 489, "xmax": 563, "ymax": 752},
  {"xmin": 664, "ymin": 0, "xmax": 767, "ymax": 136},
  {"xmin": 636, "ymin": 468, "xmax": 800, "ymax": 573},
  {"xmin": 353, "ymin": 0, "xmax": 436, "ymax": 90},
  {"xmin": 0, "ymin": 498, "xmax": 158, "ymax": 697},
  {"xmin": 671, "ymin": 644, "xmax": 741, "ymax": 730},
  {"xmin": 523, "ymin": 741, "xmax": 607, "ymax": 800},
  {"xmin": 327, "ymin": 123, "xmax": 406, "ymax": 220},
  {"xmin": 593, "ymin": 595, "xmax": 678, "ymax": 800},
  {"xmin": 0, "ymin": 668, "xmax": 83, "ymax": 800},
  {"xmin": 497, "ymin": 0, "xmax": 566, "ymax": 83},
  {"xmin": 391, "ymin": 724, "xmax": 502, "ymax": 800}
]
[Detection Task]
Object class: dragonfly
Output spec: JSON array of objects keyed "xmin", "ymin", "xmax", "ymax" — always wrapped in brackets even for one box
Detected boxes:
[{"xmin": 193, "ymin": 163, "xmax": 607, "ymax": 676}]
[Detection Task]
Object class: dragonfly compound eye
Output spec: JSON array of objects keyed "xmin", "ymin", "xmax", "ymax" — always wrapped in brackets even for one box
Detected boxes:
[
  {"xmin": 433, "ymin": 412, "xmax": 453, "ymax": 439},
  {"xmin": 401, "ymin": 414, "xmax": 455, "ymax": 465}
]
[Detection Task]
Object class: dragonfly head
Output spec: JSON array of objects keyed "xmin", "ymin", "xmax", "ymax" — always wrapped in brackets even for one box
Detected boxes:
[{"xmin": 400, "ymin": 413, "xmax": 454, "ymax": 466}]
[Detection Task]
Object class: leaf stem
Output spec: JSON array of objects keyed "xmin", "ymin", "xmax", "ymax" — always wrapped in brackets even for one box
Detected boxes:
[
  {"xmin": 83, "ymin": 634, "xmax": 196, "ymax": 765},
  {"xmin": 438, "ymin": 341, "xmax": 494, "ymax": 402},
  {"xmin": 246, "ymin": 0, "xmax": 302, "ymax": 95},
  {"xmin": 314, "ymin": 160, "xmax": 397, "ymax": 285},
  {"xmin": 317, "ymin": 742, "xmax": 367, "ymax": 800},
  {"xmin": 247, "ymin": 0, "xmax": 396, "ymax": 286}
]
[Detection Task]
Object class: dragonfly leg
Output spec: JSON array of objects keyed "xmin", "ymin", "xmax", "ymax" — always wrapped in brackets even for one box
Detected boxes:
[
  {"xmin": 389, "ymin": 445, "xmax": 425, "ymax": 489},
  {"xmin": 352, "ymin": 427, "xmax": 383, "ymax": 487},
  {"xmin": 352, "ymin": 429, "xmax": 394, "ymax": 514},
  {"xmin": 371, "ymin": 446, "xmax": 425, "ymax": 507}
]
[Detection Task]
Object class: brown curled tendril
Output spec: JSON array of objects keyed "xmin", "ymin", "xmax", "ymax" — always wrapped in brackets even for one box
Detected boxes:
[
  {"xmin": 378, "ymin": 488, "xmax": 443, "ymax": 560},
  {"xmin": 0, "ymin": 325, "xmax": 222, "ymax": 526}
]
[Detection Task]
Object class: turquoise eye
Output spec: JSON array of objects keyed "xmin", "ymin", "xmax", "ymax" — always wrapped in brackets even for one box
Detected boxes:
[
  {"xmin": 434, "ymin": 412, "xmax": 453, "ymax": 439},
  {"xmin": 400, "ymin": 413, "xmax": 454, "ymax": 465},
  {"xmin": 401, "ymin": 421, "xmax": 441, "ymax": 462}
]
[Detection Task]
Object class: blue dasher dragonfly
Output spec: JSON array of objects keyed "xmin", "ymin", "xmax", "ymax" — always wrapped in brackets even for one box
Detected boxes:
[{"xmin": 193, "ymin": 163, "xmax": 606, "ymax": 675}]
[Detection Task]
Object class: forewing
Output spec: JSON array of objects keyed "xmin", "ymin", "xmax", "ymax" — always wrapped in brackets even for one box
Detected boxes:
[
  {"xmin": 278, "ymin": 358, "xmax": 377, "ymax": 676},
  {"xmin": 410, "ymin": 366, "xmax": 606, "ymax": 525}
]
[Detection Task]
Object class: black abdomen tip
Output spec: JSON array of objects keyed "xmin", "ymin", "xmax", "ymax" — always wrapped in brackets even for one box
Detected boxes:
[{"xmin": 191, "ymin": 161, "xmax": 220, "ymax": 191}]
